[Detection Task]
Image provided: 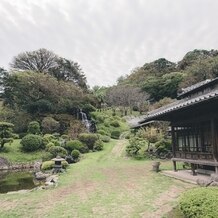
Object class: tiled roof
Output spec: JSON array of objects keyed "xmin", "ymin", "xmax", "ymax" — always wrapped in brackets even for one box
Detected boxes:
[
  {"xmin": 139, "ymin": 90, "xmax": 218, "ymax": 124},
  {"xmin": 178, "ymin": 77, "xmax": 218, "ymax": 98}
]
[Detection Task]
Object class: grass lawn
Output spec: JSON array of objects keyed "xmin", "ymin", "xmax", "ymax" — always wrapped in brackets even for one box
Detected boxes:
[
  {"xmin": 0, "ymin": 139, "xmax": 194, "ymax": 218},
  {"xmin": 0, "ymin": 139, "xmax": 48, "ymax": 163}
]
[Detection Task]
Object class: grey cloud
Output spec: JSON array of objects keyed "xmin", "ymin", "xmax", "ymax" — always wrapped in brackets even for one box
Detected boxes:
[{"xmin": 0, "ymin": 0, "xmax": 218, "ymax": 86}]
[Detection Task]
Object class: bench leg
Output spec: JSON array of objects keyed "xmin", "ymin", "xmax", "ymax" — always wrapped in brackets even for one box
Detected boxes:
[
  {"xmin": 173, "ymin": 161, "xmax": 177, "ymax": 172},
  {"xmin": 191, "ymin": 164, "xmax": 197, "ymax": 176}
]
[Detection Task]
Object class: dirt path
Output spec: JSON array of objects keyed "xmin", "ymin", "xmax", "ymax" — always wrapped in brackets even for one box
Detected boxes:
[{"xmin": 111, "ymin": 139, "xmax": 127, "ymax": 158}]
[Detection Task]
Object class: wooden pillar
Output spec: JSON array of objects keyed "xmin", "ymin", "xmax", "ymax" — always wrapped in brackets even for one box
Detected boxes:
[
  {"xmin": 171, "ymin": 125, "xmax": 177, "ymax": 171},
  {"xmin": 171, "ymin": 125, "xmax": 176, "ymax": 157},
  {"xmin": 211, "ymin": 118, "xmax": 217, "ymax": 161}
]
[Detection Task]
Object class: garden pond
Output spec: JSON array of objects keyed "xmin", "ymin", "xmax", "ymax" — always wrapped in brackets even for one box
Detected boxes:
[{"xmin": 0, "ymin": 170, "xmax": 40, "ymax": 194}]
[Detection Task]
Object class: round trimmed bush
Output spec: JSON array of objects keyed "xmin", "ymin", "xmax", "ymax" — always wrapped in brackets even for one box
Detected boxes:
[
  {"xmin": 27, "ymin": 121, "xmax": 41, "ymax": 135},
  {"xmin": 48, "ymin": 146, "xmax": 67, "ymax": 158},
  {"xmin": 21, "ymin": 134, "xmax": 43, "ymax": 152},
  {"xmin": 71, "ymin": 149, "xmax": 80, "ymax": 160},
  {"xmin": 97, "ymin": 129, "xmax": 107, "ymax": 135},
  {"xmin": 179, "ymin": 187, "xmax": 218, "ymax": 218},
  {"xmin": 110, "ymin": 120, "xmax": 120, "ymax": 127},
  {"xmin": 61, "ymin": 134, "xmax": 70, "ymax": 140},
  {"xmin": 100, "ymin": 135, "xmax": 110, "ymax": 143},
  {"xmin": 41, "ymin": 160, "xmax": 68, "ymax": 170},
  {"xmin": 78, "ymin": 133, "xmax": 98, "ymax": 150},
  {"xmin": 64, "ymin": 140, "xmax": 87, "ymax": 153},
  {"xmin": 93, "ymin": 140, "xmax": 104, "ymax": 151},
  {"xmin": 41, "ymin": 117, "xmax": 60, "ymax": 134},
  {"xmin": 45, "ymin": 142, "xmax": 55, "ymax": 151},
  {"xmin": 111, "ymin": 130, "xmax": 121, "ymax": 139}
]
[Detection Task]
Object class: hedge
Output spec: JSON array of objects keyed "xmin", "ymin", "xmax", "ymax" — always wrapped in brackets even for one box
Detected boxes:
[{"xmin": 179, "ymin": 187, "xmax": 218, "ymax": 218}]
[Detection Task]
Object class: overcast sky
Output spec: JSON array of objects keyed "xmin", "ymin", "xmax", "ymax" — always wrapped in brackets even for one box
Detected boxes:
[{"xmin": 0, "ymin": 0, "xmax": 217, "ymax": 87}]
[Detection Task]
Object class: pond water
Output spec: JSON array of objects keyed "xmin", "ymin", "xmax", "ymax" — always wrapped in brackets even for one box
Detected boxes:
[{"xmin": 0, "ymin": 170, "xmax": 39, "ymax": 194}]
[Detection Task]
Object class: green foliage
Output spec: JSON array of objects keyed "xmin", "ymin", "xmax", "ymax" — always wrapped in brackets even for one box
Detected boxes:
[
  {"xmin": 126, "ymin": 137, "xmax": 147, "ymax": 157},
  {"xmin": 91, "ymin": 111, "xmax": 129, "ymax": 138},
  {"xmin": 78, "ymin": 133, "xmax": 98, "ymax": 150},
  {"xmin": 45, "ymin": 142, "xmax": 55, "ymax": 151},
  {"xmin": 42, "ymin": 134, "xmax": 55, "ymax": 145},
  {"xmin": 27, "ymin": 121, "xmax": 41, "ymax": 135},
  {"xmin": 61, "ymin": 134, "xmax": 70, "ymax": 140},
  {"xmin": 2, "ymin": 71, "xmax": 88, "ymax": 114},
  {"xmin": 110, "ymin": 120, "xmax": 120, "ymax": 127},
  {"xmin": 179, "ymin": 187, "xmax": 218, "ymax": 218},
  {"xmin": 10, "ymin": 48, "xmax": 87, "ymax": 90},
  {"xmin": 138, "ymin": 127, "xmax": 161, "ymax": 144},
  {"xmin": 154, "ymin": 139, "xmax": 171, "ymax": 150},
  {"xmin": 71, "ymin": 149, "xmax": 80, "ymax": 160},
  {"xmin": 111, "ymin": 130, "xmax": 121, "ymax": 139},
  {"xmin": 21, "ymin": 134, "xmax": 43, "ymax": 152},
  {"xmin": 41, "ymin": 152, "xmax": 53, "ymax": 161},
  {"xmin": 142, "ymin": 72, "xmax": 184, "ymax": 101},
  {"xmin": 48, "ymin": 146, "xmax": 67, "ymax": 158},
  {"xmin": 100, "ymin": 135, "xmax": 111, "ymax": 143},
  {"xmin": 93, "ymin": 140, "xmax": 104, "ymax": 151},
  {"xmin": 41, "ymin": 160, "xmax": 68, "ymax": 170},
  {"xmin": 41, "ymin": 117, "xmax": 60, "ymax": 134},
  {"xmin": 27, "ymin": 99, "xmax": 53, "ymax": 114},
  {"xmin": 64, "ymin": 140, "xmax": 88, "ymax": 153},
  {"xmin": 97, "ymin": 129, "xmax": 108, "ymax": 135},
  {"xmin": 0, "ymin": 121, "xmax": 14, "ymax": 149}
]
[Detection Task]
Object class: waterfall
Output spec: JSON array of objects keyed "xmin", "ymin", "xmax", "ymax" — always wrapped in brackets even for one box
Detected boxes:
[{"xmin": 80, "ymin": 110, "xmax": 91, "ymax": 132}]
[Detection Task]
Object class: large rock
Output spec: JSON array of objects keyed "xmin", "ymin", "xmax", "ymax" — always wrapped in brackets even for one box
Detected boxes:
[{"xmin": 35, "ymin": 171, "xmax": 50, "ymax": 180}]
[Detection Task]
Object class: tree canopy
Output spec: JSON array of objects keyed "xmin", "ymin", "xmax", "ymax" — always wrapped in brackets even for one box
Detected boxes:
[{"xmin": 10, "ymin": 48, "xmax": 87, "ymax": 90}]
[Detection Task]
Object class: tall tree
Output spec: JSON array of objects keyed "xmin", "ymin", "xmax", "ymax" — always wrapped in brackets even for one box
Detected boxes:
[
  {"xmin": 10, "ymin": 48, "xmax": 87, "ymax": 90},
  {"xmin": 51, "ymin": 58, "xmax": 87, "ymax": 90},
  {"xmin": 10, "ymin": 48, "xmax": 58, "ymax": 73}
]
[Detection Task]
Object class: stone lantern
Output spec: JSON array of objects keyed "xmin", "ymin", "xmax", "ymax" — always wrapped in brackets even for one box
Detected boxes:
[{"xmin": 52, "ymin": 156, "xmax": 65, "ymax": 174}]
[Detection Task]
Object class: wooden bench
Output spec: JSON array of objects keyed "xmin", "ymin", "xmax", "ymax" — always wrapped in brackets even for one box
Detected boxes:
[{"xmin": 171, "ymin": 158, "xmax": 218, "ymax": 175}]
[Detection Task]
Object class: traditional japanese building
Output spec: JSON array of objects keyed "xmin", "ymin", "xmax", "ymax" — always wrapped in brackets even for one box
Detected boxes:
[{"xmin": 137, "ymin": 78, "xmax": 218, "ymax": 174}]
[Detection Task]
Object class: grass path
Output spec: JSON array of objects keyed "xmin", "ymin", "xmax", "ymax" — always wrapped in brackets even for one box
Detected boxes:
[{"xmin": 0, "ymin": 139, "xmax": 194, "ymax": 218}]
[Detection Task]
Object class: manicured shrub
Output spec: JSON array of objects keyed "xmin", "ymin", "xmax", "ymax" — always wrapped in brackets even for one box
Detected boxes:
[
  {"xmin": 100, "ymin": 135, "xmax": 111, "ymax": 143},
  {"xmin": 41, "ymin": 152, "xmax": 53, "ymax": 161},
  {"xmin": 111, "ymin": 130, "xmax": 121, "ymax": 139},
  {"xmin": 45, "ymin": 142, "xmax": 55, "ymax": 151},
  {"xmin": 110, "ymin": 120, "xmax": 120, "ymax": 127},
  {"xmin": 41, "ymin": 117, "xmax": 60, "ymax": 134},
  {"xmin": 27, "ymin": 121, "xmax": 41, "ymax": 135},
  {"xmin": 48, "ymin": 146, "xmax": 67, "ymax": 158},
  {"xmin": 64, "ymin": 140, "xmax": 87, "ymax": 153},
  {"xmin": 179, "ymin": 187, "xmax": 218, "ymax": 218},
  {"xmin": 126, "ymin": 137, "xmax": 147, "ymax": 157},
  {"xmin": 61, "ymin": 134, "xmax": 70, "ymax": 140},
  {"xmin": 154, "ymin": 139, "xmax": 171, "ymax": 150},
  {"xmin": 97, "ymin": 129, "xmax": 107, "ymax": 135},
  {"xmin": 93, "ymin": 140, "xmax": 104, "ymax": 151},
  {"xmin": 51, "ymin": 139, "xmax": 61, "ymax": 147},
  {"xmin": 21, "ymin": 134, "xmax": 43, "ymax": 152},
  {"xmin": 52, "ymin": 132, "xmax": 60, "ymax": 138},
  {"xmin": 43, "ymin": 134, "xmax": 56, "ymax": 142},
  {"xmin": 78, "ymin": 133, "xmax": 98, "ymax": 150},
  {"xmin": 41, "ymin": 160, "xmax": 68, "ymax": 170},
  {"xmin": 71, "ymin": 149, "xmax": 80, "ymax": 160}
]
